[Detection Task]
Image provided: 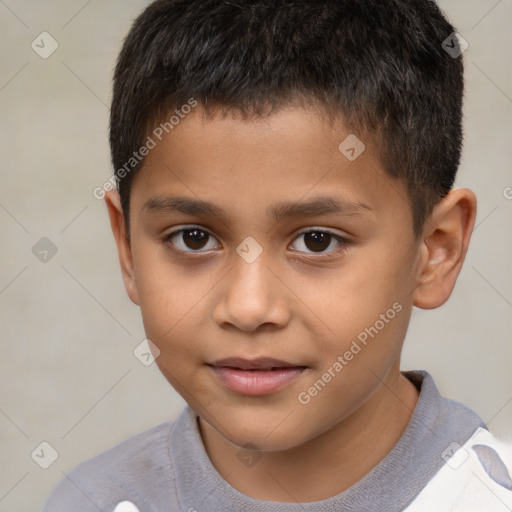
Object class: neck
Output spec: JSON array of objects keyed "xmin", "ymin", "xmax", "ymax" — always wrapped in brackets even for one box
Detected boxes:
[{"xmin": 198, "ymin": 369, "xmax": 419, "ymax": 503}]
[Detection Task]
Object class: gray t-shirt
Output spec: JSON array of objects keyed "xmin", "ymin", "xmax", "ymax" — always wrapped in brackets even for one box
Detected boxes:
[{"xmin": 41, "ymin": 370, "xmax": 486, "ymax": 512}]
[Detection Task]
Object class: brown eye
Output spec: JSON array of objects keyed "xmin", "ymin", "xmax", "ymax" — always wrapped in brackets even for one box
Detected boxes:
[
  {"xmin": 303, "ymin": 231, "xmax": 331, "ymax": 252},
  {"xmin": 291, "ymin": 229, "xmax": 349, "ymax": 256},
  {"xmin": 182, "ymin": 229, "xmax": 209, "ymax": 250},
  {"xmin": 164, "ymin": 227, "xmax": 220, "ymax": 253}
]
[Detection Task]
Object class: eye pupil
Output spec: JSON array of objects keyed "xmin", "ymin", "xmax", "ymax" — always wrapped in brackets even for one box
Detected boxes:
[
  {"xmin": 183, "ymin": 229, "xmax": 209, "ymax": 250},
  {"xmin": 304, "ymin": 231, "xmax": 331, "ymax": 252}
]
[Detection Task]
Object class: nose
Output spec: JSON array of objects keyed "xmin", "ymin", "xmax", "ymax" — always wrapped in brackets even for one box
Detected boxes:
[{"xmin": 212, "ymin": 253, "xmax": 291, "ymax": 332}]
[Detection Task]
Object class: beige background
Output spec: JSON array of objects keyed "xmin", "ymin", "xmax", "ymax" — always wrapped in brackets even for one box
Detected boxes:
[{"xmin": 0, "ymin": 1, "xmax": 511, "ymax": 510}]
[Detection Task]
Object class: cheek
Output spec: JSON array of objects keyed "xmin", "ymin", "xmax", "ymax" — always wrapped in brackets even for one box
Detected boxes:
[
  {"xmin": 131, "ymin": 248, "xmax": 199, "ymax": 351},
  {"xmin": 132, "ymin": 238, "xmax": 192, "ymax": 317},
  {"xmin": 311, "ymin": 249, "xmax": 413, "ymax": 365},
  {"xmin": 317, "ymin": 259, "xmax": 404, "ymax": 324}
]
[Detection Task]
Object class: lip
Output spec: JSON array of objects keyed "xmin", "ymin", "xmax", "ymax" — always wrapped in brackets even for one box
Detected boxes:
[
  {"xmin": 210, "ymin": 357, "xmax": 303, "ymax": 370},
  {"xmin": 208, "ymin": 357, "xmax": 308, "ymax": 395}
]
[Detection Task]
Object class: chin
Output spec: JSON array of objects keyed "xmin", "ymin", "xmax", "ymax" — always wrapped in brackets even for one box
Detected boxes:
[
  {"xmin": 208, "ymin": 413, "xmax": 311, "ymax": 453},
  {"xmin": 229, "ymin": 432, "xmax": 303, "ymax": 452}
]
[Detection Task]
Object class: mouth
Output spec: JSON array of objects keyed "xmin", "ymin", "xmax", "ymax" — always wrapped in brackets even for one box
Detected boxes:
[{"xmin": 207, "ymin": 357, "xmax": 308, "ymax": 395}]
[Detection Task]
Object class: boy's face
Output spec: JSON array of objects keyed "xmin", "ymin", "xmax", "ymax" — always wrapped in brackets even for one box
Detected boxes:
[{"xmin": 112, "ymin": 104, "xmax": 425, "ymax": 451}]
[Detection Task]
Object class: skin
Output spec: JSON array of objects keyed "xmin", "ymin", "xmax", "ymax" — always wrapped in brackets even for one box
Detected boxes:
[{"xmin": 105, "ymin": 104, "xmax": 476, "ymax": 503}]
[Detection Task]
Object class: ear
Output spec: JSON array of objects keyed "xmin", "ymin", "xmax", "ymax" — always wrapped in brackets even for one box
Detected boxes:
[
  {"xmin": 413, "ymin": 188, "xmax": 477, "ymax": 309},
  {"xmin": 104, "ymin": 190, "xmax": 140, "ymax": 305}
]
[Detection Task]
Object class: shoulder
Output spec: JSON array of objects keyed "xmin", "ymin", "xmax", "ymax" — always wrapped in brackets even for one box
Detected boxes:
[
  {"xmin": 399, "ymin": 371, "xmax": 512, "ymax": 510},
  {"xmin": 404, "ymin": 370, "xmax": 487, "ymax": 440},
  {"xmin": 40, "ymin": 420, "xmax": 180, "ymax": 512},
  {"xmin": 406, "ymin": 427, "xmax": 512, "ymax": 511}
]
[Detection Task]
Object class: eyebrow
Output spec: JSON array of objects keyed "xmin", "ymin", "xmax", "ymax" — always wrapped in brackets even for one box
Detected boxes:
[{"xmin": 142, "ymin": 195, "xmax": 374, "ymax": 222}]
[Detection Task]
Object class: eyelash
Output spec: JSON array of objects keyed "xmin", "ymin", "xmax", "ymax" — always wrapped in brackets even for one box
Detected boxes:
[{"xmin": 162, "ymin": 225, "xmax": 351, "ymax": 259}]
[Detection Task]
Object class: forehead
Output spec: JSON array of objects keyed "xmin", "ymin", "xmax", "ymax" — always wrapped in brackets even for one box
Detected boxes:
[{"xmin": 130, "ymin": 104, "xmax": 410, "ymax": 229}]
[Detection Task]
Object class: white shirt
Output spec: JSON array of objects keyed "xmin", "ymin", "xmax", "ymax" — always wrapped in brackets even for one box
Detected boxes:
[{"xmin": 406, "ymin": 427, "xmax": 512, "ymax": 511}]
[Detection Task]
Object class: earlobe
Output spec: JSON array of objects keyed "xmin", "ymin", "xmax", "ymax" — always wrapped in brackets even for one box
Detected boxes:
[
  {"xmin": 413, "ymin": 188, "xmax": 477, "ymax": 310},
  {"xmin": 104, "ymin": 190, "xmax": 140, "ymax": 305}
]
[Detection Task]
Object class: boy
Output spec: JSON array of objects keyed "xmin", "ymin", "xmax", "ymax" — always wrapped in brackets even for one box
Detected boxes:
[{"xmin": 42, "ymin": 0, "xmax": 512, "ymax": 511}]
